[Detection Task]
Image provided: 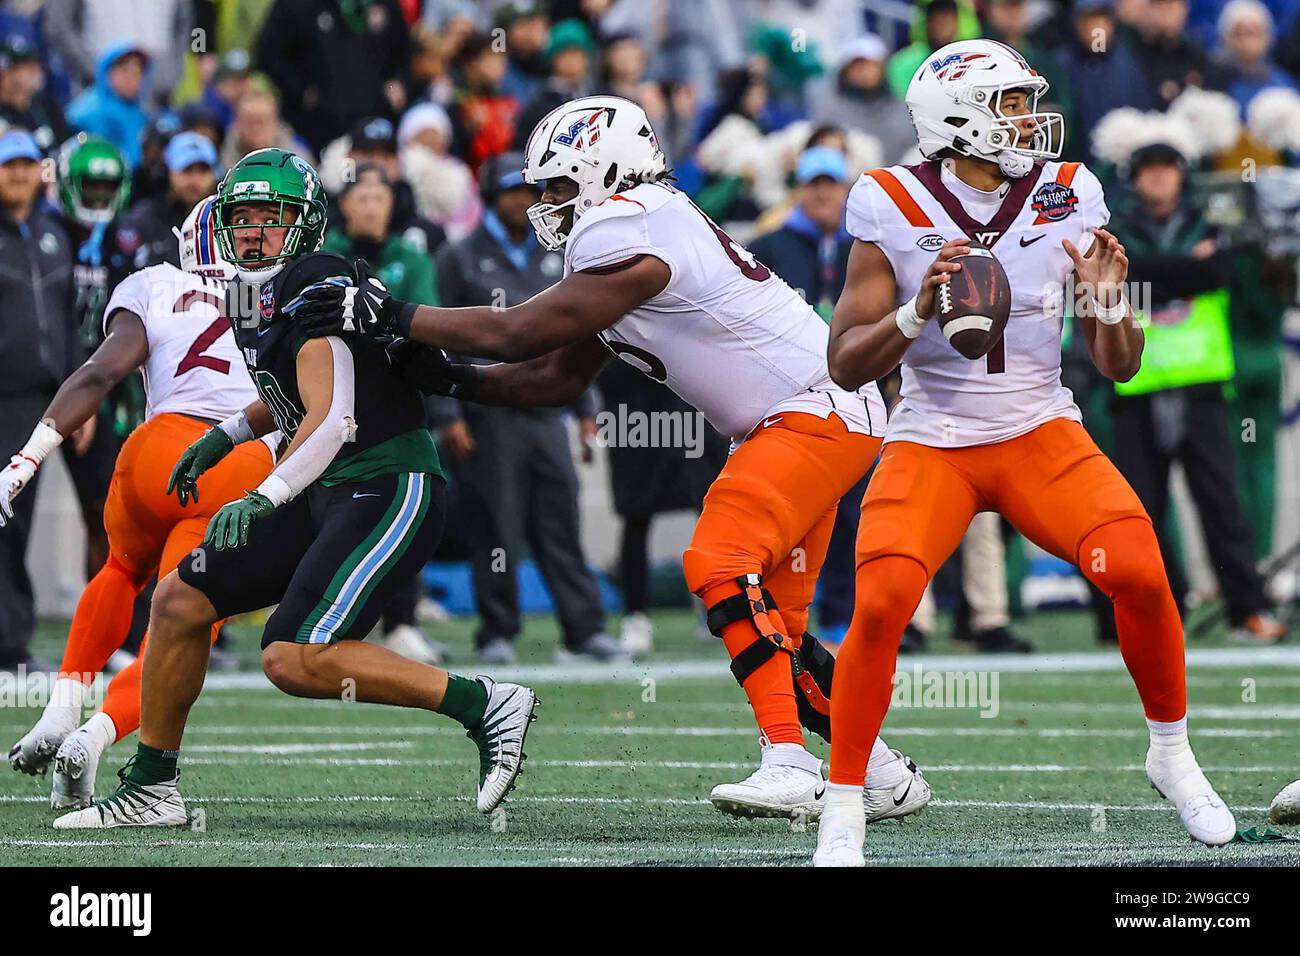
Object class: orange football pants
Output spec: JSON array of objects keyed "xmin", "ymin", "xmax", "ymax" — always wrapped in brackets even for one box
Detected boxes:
[
  {"xmin": 829, "ymin": 418, "xmax": 1187, "ymax": 786},
  {"xmin": 59, "ymin": 413, "xmax": 273, "ymax": 741},
  {"xmin": 682, "ymin": 411, "xmax": 881, "ymax": 746}
]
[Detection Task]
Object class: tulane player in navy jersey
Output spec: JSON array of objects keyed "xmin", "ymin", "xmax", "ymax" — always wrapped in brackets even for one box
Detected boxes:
[{"xmin": 55, "ymin": 149, "xmax": 538, "ymax": 830}]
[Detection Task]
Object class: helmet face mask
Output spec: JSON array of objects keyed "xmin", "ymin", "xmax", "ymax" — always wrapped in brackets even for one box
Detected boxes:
[
  {"xmin": 213, "ymin": 148, "xmax": 327, "ymax": 282},
  {"xmin": 907, "ymin": 40, "xmax": 1064, "ymax": 179},
  {"xmin": 57, "ymin": 134, "xmax": 130, "ymax": 228},
  {"xmin": 522, "ymin": 95, "xmax": 667, "ymax": 250}
]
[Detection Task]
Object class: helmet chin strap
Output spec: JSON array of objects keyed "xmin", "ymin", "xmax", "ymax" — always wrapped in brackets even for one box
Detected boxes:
[{"xmin": 997, "ymin": 151, "xmax": 1035, "ymax": 179}]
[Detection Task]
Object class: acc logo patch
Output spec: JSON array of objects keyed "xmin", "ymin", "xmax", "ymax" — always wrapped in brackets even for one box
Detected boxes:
[
  {"xmin": 916, "ymin": 233, "xmax": 945, "ymax": 251},
  {"xmin": 1031, "ymin": 181, "xmax": 1078, "ymax": 224}
]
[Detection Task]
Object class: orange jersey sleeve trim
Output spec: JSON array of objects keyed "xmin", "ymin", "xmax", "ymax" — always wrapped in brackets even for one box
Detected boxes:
[
  {"xmin": 864, "ymin": 169, "xmax": 934, "ymax": 228},
  {"xmin": 1056, "ymin": 162, "xmax": 1081, "ymax": 187}
]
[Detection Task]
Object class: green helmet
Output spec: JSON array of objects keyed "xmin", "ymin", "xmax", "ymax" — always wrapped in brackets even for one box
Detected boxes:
[
  {"xmin": 57, "ymin": 133, "xmax": 131, "ymax": 228},
  {"xmin": 213, "ymin": 148, "xmax": 327, "ymax": 275}
]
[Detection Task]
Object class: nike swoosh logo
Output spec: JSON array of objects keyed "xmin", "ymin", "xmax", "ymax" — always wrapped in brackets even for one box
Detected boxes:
[
  {"xmin": 352, "ymin": 492, "xmax": 381, "ymax": 499},
  {"xmin": 893, "ymin": 780, "xmax": 914, "ymax": 806},
  {"xmin": 1019, "ymin": 235, "xmax": 1045, "ymax": 247},
  {"xmin": 815, "ymin": 785, "xmax": 826, "ymax": 800},
  {"xmin": 763, "ymin": 417, "xmax": 783, "ymax": 428}
]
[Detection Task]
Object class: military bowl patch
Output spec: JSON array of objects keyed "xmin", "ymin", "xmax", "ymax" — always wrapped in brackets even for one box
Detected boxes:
[
  {"xmin": 259, "ymin": 282, "xmax": 276, "ymax": 321},
  {"xmin": 1032, "ymin": 181, "xmax": 1078, "ymax": 224}
]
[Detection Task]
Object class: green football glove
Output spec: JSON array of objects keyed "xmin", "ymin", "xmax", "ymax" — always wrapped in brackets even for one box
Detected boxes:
[
  {"xmin": 204, "ymin": 491, "xmax": 276, "ymax": 551},
  {"xmin": 167, "ymin": 427, "xmax": 235, "ymax": 506}
]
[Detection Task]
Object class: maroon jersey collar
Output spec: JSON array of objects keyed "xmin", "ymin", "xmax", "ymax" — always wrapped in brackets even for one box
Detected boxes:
[{"xmin": 906, "ymin": 159, "xmax": 1045, "ymax": 248}]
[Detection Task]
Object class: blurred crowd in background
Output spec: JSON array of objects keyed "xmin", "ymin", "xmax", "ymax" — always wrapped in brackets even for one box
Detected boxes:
[{"xmin": 0, "ymin": 0, "xmax": 1298, "ymax": 672}]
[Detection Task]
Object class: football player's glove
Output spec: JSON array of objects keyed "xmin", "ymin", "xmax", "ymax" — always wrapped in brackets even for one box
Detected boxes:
[
  {"xmin": 0, "ymin": 454, "xmax": 38, "ymax": 527},
  {"xmin": 292, "ymin": 259, "xmax": 417, "ymax": 340},
  {"xmin": 167, "ymin": 427, "xmax": 235, "ymax": 506},
  {"xmin": 204, "ymin": 491, "xmax": 276, "ymax": 551},
  {"xmin": 386, "ymin": 339, "xmax": 480, "ymax": 399}
]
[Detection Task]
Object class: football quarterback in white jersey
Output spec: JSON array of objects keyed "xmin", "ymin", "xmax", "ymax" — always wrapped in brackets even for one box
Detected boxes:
[
  {"xmin": 290, "ymin": 95, "xmax": 931, "ymax": 826},
  {"xmin": 815, "ymin": 39, "xmax": 1235, "ymax": 866},
  {"xmin": 5, "ymin": 196, "xmax": 275, "ymax": 810}
]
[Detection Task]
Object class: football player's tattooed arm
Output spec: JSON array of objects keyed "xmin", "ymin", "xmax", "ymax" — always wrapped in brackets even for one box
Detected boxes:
[
  {"xmin": 254, "ymin": 337, "xmax": 355, "ymax": 506},
  {"xmin": 1065, "ymin": 228, "xmax": 1143, "ymax": 383},
  {"xmin": 40, "ymin": 309, "xmax": 148, "ymax": 437},
  {"xmin": 470, "ymin": 337, "xmax": 613, "ymax": 408},
  {"xmin": 405, "ymin": 256, "xmax": 671, "ymax": 363},
  {"xmin": 828, "ymin": 239, "xmax": 968, "ymax": 389}
]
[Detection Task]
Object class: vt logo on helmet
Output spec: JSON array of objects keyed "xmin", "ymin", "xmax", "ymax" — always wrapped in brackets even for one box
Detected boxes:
[
  {"xmin": 522, "ymin": 95, "xmax": 667, "ymax": 250},
  {"xmin": 175, "ymin": 194, "xmax": 237, "ymax": 281},
  {"xmin": 212, "ymin": 148, "xmax": 328, "ymax": 282},
  {"xmin": 906, "ymin": 39, "xmax": 1064, "ymax": 179}
]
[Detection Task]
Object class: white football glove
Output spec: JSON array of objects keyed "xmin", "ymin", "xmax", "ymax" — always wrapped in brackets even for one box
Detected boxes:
[{"xmin": 0, "ymin": 454, "xmax": 38, "ymax": 527}]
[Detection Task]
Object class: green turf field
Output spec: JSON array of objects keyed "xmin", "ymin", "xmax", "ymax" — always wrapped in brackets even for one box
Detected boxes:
[{"xmin": 2, "ymin": 608, "xmax": 1299, "ymax": 866}]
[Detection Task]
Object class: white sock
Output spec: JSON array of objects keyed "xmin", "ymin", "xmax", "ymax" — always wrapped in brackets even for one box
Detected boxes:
[
  {"xmin": 80, "ymin": 711, "xmax": 117, "ymax": 753},
  {"xmin": 45, "ymin": 677, "xmax": 89, "ymax": 718},
  {"xmin": 866, "ymin": 738, "xmax": 906, "ymax": 789},
  {"xmin": 761, "ymin": 741, "xmax": 822, "ymax": 775},
  {"xmin": 826, "ymin": 782, "xmax": 864, "ymax": 808},
  {"xmin": 1147, "ymin": 716, "xmax": 1189, "ymax": 752}
]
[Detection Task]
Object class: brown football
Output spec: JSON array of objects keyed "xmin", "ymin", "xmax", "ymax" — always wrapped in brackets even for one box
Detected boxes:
[{"xmin": 934, "ymin": 241, "xmax": 1011, "ymax": 360}]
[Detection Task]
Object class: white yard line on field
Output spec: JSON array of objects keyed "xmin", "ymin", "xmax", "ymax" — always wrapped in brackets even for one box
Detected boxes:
[{"xmin": 190, "ymin": 645, "xmax": 1300, "ymax": 691}]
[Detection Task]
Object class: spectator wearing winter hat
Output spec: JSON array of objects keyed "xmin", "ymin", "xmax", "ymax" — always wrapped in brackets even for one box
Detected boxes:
[
  {"xmin": 0, "ymin": 35, "xmax": 70, "ymax": 157},
  {"xmin": 117, "ymin": 131, "xmax": 220, "ymax": 270},
  {"xmin": 320, "ymin": 115, "xmax": 447, "ymax": 255},
  {"xmin": 1215, "ymin": 0, "xmax": 1298, "ymax": 116},
  {"xmin": 809, "ymin": 35, "xmax": 914, "ymax": 166},
  {"xmin": 397, "ymin": 101, "xmax": 480, "ymax": 240},
  {"xmin": 513, "ymin": 18, "xmax": 597, "ymax": 150},
  {"xmin": 885, "ymin": 0, "xmax": 976, "ymax": 99},
  {"xmin": 65, "ymin": 44, "xmax": 152, "ymax": 167}
]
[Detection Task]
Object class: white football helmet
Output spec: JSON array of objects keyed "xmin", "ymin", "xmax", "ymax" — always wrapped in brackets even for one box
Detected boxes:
[
  {"xmin": 175, "ymin": 194, "xmax": 236, "ymax": 281},
  {"xmin": 522, "ymin": 95, "xmax": 667, "ymax": 250},
  {"xmin": 906, "ymin": 39, "xmax": 1064, "ymax": 179}
]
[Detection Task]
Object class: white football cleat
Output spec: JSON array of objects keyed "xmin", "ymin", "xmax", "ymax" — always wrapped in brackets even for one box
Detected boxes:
[
  {"xmin": 619, "ymin": 612, "xmax": 654, "ymax": 658},
  {"xmin": 52, "ymin": 768, "xmax": 187, "ymax": 829},
  {"xmin": 1268, "ymin": 779, "xmax": 1300, "ymax": 825},
  {"xmin": 710, "ymin": 745, "xmax": 825, "ymax": 820},
  {"xmin": 8, "ymin": 705, "xmax": 79, "ymax": 776},
  {"xmin": 1146, "ymin": 744, "xmax": 1237, "ymax": 846},
  {"xmin": 466, "ymin": 677, "xmax": 538, "ymax": 813},
  {"xmin": 864, "ymin": 750, "xmax": 931, "ymax": 822},
  {"xmin": 813, "ymin": 791, "xmax": 867, "ymax": 867},
  {"xmin": 51, "ymin": 724, "xmax": 110, "ymax": 810}
]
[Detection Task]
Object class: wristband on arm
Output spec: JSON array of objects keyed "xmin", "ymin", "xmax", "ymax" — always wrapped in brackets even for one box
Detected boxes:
[{"xmin": 19, "ymin": 420, "xmax": 64, "ymax": 466}]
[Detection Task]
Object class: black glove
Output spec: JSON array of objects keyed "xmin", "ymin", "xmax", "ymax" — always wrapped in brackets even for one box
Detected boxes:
[
  {"xmin": 386, "ymin": 339, "xmax": 480, "ymax": 399},
  {"xmin": 291, "ymin": 259, "xmax": 418, "ymax": 340}
]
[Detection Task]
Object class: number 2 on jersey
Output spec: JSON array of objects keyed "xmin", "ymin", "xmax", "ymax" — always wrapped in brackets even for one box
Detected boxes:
[{"xmin": 173, "ymin": 290, "xmax": 231, "ymax": 377}]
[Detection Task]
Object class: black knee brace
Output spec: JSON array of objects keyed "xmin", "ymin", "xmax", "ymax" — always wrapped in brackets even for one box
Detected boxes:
[{"xmin": 706, "ymin": 573, "xmax": 835, "ymax": 743}]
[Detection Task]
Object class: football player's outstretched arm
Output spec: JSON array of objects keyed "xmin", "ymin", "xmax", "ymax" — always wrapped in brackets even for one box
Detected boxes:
[
  {"xmin": 40, "ymin": 309, "xmax": 148, "ymax": 437},
  {"xmin": 828, "ymin": 238, "xmax": 969, "ymax": 389},
  {"xmin": 1065, "ymin": 228, "xmax": 1143, "ymax": 383},
  {"xmin": 455, "ymin": 337, "xmax": 612, "ymax": 408},
  {"xmin": 409, "ymin": 257, "xmax": 668, "ymax": 361},
  {"xmin": 295, "ymin": 256, "xmax": 671, "ymax": 363}
]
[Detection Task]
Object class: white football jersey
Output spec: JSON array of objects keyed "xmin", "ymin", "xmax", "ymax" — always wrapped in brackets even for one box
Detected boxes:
[
  {"xmin": 845, "ymin": 159, "xmax": 1109, "ymax": 447},
  {"xmin": 565, "ymin": 181, "xmax": 886, "ymax": 443},
  {"xmin": 103, "ymin": 263, "xmax": 272, "ymax": 449}
]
